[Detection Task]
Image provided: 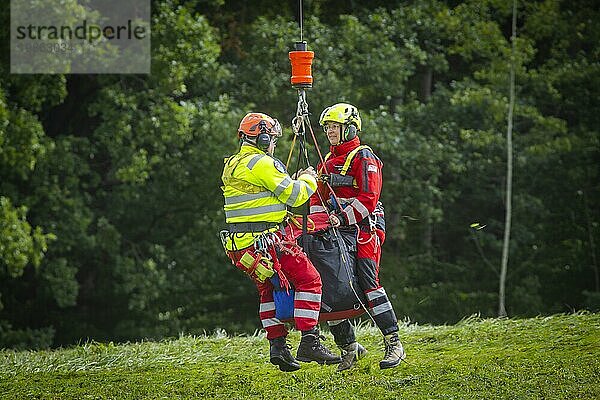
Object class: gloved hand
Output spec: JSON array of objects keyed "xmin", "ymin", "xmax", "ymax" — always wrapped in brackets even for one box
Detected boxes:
[
  {"xmin": 329, "ymin": 212, "xmax": 347, "ymax": 227},
  {"xmin": 292, "ymin": 166, "xmax": 317, "ymax": 179}
]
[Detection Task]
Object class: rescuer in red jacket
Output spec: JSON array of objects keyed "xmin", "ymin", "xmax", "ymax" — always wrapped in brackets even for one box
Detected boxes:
[{"xmin": 310, "ymin": 103, "xmax": 405, "ymax": 371}]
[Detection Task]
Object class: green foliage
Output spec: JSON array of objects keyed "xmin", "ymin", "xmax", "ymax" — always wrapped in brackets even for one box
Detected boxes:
[
  {"xmin": 0, "ymin": 92, "xmax": 46, "ymax": 179},
  {"xmin": 0, "ymin": 321, "xmax": 55, "ymax": 351},
  {"xmin": 0, "ymin": 197, "xmax": 54, "ymax": 279}
]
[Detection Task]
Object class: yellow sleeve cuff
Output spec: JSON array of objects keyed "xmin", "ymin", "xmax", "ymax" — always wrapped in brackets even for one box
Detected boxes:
[{"xmin": 298, "ymin": 174, "xmax": 317, "ymax": 193}]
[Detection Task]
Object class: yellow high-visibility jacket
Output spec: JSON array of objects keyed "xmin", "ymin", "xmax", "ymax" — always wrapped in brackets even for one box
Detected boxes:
[{"xmin": 221, "ymin": 144, "xmax": 317, "ymax": 250}]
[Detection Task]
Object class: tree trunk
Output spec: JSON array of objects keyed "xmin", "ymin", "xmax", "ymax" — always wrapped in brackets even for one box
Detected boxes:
[
  {"xmin": 583, "ymin": 190, "xmax": 600, "ymax": 292},
  {"xmin": 418, "ymin": 66, "xmax": 432, "ymax": 103},
  {"xmin": 420, "ymin": 66, "xmax": 433, "ymax": 255},
  {"xmin": 499, "ymin": 0, "xmax": 517, "ymax": 318},
  {"xmin": 423, "ymin": 187, "xmax": 433, "ymax": 257}
]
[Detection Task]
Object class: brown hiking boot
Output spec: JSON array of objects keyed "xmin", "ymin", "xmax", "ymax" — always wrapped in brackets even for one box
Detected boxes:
[
  {"xmin": 379, "ymin": 332, "xmax": 406, "ymax": 369},
  {"xmin": 337, "ymin": 342, "xmax": 367, "ymax": 372},
  {"xmin": 296, "ymin": 329, "xmax": 342, "ymax": 365}
]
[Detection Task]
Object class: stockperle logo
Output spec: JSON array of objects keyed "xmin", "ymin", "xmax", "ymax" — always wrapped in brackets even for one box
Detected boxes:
[{"xmin": 10, "ymin": 0, "xmax": 150, "ymax": 74}]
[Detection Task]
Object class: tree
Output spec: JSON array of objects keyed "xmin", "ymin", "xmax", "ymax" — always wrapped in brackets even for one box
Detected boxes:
[{"xmin": 498, "ymin": 0, "xmax": 518, "ymax": 318}]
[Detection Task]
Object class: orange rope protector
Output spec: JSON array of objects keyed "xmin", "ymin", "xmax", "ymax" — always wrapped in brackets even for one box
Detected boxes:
[{"xmin": 289, "ymin": 41, "xmax": 314, "ymax": 88}]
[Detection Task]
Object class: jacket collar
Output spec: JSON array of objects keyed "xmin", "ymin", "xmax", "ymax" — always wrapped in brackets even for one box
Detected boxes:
[
  {"xmin": 239, "ymin": 143, "xmax": 266, "ymax": 156},
  {"xmin": 330, "ymin": 136, "xmax": 361, "ymax": 157}
]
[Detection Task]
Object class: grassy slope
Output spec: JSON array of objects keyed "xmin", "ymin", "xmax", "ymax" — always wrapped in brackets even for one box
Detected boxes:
[{"xmin": 1, "ymin": 313, "xmax": 599, "ymax": 399}]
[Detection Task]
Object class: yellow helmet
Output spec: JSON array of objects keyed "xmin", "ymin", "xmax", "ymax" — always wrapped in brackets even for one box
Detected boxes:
[{"xmin": 319, "ymin": 103, "xmax": 361, "ymax": 141}]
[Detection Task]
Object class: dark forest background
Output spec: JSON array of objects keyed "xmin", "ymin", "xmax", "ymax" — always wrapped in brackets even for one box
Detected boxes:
[{"xmin": 1, "ymin": 0, "xmax": 598, "ymax": 349}]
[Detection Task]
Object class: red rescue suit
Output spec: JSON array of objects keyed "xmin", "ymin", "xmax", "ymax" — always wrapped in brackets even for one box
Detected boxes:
[
  {"xmin": 310, "ymin": 136, "xmax": 398, "ymax": 336},
  {"xmin": 226, "ymin": 238, "xmax": 322, "ymax": 340}
]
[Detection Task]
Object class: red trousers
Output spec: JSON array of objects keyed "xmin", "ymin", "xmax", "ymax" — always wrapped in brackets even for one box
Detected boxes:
[
  {"xmin": 355, "ymin": 228, "xmax": 399, "ymax": 335},
  {"xmin": 227, "ymin": 235, "xmax": 322, "ymax": 340},
  {"xmin": 357, "ymin": 228, "xmax": 385, "ymax": 288}
]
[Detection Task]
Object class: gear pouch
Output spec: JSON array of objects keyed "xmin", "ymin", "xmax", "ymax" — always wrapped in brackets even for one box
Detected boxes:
[
  {"xmin": 239, "ymin": 252, "xmax": 275, "ymax": 282},
  {"xmin": 271, "ymin": 275, "xmax": 295, "ymax": 321}
]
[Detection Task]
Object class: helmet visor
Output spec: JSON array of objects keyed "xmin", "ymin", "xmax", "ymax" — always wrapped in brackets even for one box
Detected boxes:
[{"xmin": 271, "ymin": 119, "xmax": 282, "ymax": 137}]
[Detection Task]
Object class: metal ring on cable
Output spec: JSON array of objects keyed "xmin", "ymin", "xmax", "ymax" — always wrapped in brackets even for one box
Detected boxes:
[{"xmin": 291, "ymin": 116, "xmax": 303, "ymax": 136}]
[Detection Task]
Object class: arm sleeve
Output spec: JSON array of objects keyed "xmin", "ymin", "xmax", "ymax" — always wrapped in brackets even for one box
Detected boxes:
[
  {"xmin": 248, "ymin": 156, "xmax": 317, "ymax": 208},
  {"xmin": 339, "ymin": 150, "xmax": 382, "ymax": 225},
  {"xmin": 309, "ymin": 161, "xmax": 329, "ymax": 213}
]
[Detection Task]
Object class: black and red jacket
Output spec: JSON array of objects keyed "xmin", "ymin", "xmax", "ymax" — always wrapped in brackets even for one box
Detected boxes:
[{"xmin": 310, "ymin": 136, "xmax": 385, "ymax": 229}]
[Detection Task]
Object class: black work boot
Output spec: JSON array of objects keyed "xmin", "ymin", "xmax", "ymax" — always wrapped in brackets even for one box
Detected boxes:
[
  {"xmin": 269, "ymin": 337, "xmax": 301, "ymax": 372},
  {"xmin": 296, "ymin": 328, "xmax": 342, "ymax": 365},
  {"xmin": 337, "ymin": 342, "xmax": 367, "ymax": 372},
  {"xmin": 379, "ymin": 332, "xmax": 406, "ymax": 369}
]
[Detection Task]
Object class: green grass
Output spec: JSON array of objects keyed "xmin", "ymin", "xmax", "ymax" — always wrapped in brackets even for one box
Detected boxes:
[{"xmin": 1, "ymin": 313, "xmax": 599, "ymax": 399}]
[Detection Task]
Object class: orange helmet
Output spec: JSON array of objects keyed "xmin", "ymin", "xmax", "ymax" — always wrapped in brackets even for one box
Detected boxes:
[{"xmin": 238, "ymin": 112, "xmax": 282, "ymax": 138}]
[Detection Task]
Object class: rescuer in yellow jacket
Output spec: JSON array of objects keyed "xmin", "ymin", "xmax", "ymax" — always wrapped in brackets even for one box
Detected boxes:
[{"xmin": 221, "ymin": 112, "xmax": 340, "ymax": 371}]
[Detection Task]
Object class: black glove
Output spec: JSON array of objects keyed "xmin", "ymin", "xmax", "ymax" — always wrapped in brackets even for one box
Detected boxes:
[{"xmin": 321, "ymin": 173, "xmax": 354, "ymax": 187}]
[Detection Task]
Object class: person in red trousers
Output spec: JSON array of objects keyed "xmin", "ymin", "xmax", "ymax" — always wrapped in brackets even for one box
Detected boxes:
[
  {"xmin": 310, "ymin": 103, "xmax": 406, "ymax": 371},
  {"xmin": 221, "ymin": 112, "xmax": 340, "ymax": 371}
]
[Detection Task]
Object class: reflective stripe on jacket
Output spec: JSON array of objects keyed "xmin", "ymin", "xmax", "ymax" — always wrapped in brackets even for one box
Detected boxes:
[{"xmin": 222, "ymin": 144, "xmax": 317, "ymax": 249}]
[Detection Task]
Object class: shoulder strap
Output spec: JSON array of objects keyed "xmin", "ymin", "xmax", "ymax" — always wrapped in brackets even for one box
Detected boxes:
[
  {"xmin": 318, "ymin": 152, "xmax": 332, "ymax": 174},
  {"xmin": 340, "ymin": 145, "xmax": 372, "ymax": 175}
]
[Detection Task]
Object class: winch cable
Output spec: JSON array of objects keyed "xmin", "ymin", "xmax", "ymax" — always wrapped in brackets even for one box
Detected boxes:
[{"xmin": 298, "ymin": 0, "xmax": 304, "ymax": 42}]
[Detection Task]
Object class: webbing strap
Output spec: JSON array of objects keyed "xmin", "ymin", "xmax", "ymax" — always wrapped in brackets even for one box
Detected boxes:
[
  {"xmin": 322, "ymin": 145, "xmax": 372, "ymax": 175},
  {"xmin": 227, "ymin": 221, "xmax": 284, "ymax": 233},
  {"xmin": 340, "ymin": 145, "xmax": 371, "ymax": 175}
]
